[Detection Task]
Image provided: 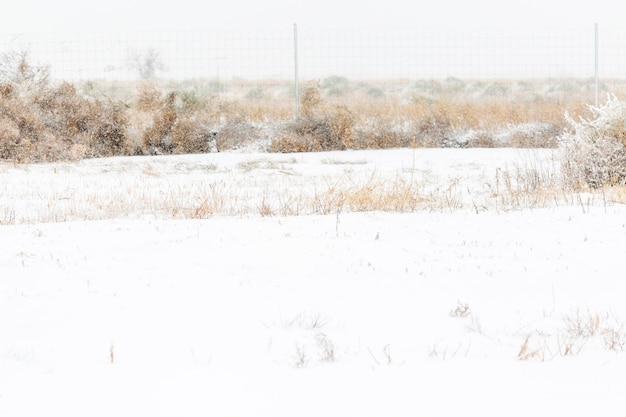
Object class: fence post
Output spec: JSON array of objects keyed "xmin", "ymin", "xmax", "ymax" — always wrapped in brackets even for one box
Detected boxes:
[
  {"xmin": 293, "ymin": 23, "xmax": 300, "ymax": 118},
  {"xmin": 594, "ymin": 22, "xmax": 599, "ymax": 107}
]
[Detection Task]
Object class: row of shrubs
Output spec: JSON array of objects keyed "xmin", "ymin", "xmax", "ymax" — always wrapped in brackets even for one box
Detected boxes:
[
  {"xmin": 281, "ymin": 84, "xmax": 626, "ymax": 189},
  {"xmin": 270, "ymin": 84, "xmax": 565, "ymax": 152},
  {"xmin": 0, "ymin": 68, "xmax": 217, "ymax": 162},
  {"xmin": 2, "ymin": 56, "xmax": 626, "ymax": 189},
  {"xmin": 0, "ymin": 77, "xmax": 462, "ymax": 161},
  {"xmin": 0, "ymin": 55, "xmax": 569, "ymax": 162}
]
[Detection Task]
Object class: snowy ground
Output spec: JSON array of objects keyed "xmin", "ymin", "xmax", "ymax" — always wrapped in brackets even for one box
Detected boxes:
[
  {"xmin": 0, "ymin": 148, "xmax": 564, "ymax": 223},
  {"xmin": 1, "ymin": 148, "xmax": 626, "ymax": 416}
]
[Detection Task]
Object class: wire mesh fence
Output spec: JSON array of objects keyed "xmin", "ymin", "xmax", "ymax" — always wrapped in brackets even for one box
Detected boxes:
[{"xmin": 1, "ymin": 25, "xmax": 624, "ymax": 82}]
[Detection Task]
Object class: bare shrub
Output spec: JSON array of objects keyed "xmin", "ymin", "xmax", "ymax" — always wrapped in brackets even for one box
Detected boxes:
[
  {"xmin": 564, "ymin": 309, "xmax": 601, "ymax": 339},
  {"xmin": 300, "ymin": 84, "xmax": 321, "ymax": 118},
  {"xmin": 353, "ymin": 123, "xmax": 408, "ymax": 149},
  {"xmin": 320, "ymin": 105, "xmax": 354, "ymax": 150},
  {"xmin": 0, "ymin": 117, "xmax": 21, "ymax": 159},
  {"xmin": 602, "ymin": 326, "xmax": 626, "ymax": 351},
  {"xmin": 28, "ymin": 132, "xmax": 67, "ymax": 162},
  {"xmin": 171, "ymin": 116, "xmax": 212, "ymax": 154},
  {"xmin": 278, "ymin": 104, "xmax": 354, "ymax": 153},
  {"xmin": 507, "ymin": 123, "xmax": 561, "ymax": 148},
  {"xmin": 403, "ymin": 80, "xmax": 442, "ymax": 101},
  {"xmin": 136, "ymin": 87, "xmax": 215, "ymax": 155},
  {"xmin": 127, "ymin": 48, "xmax": 164, "ymax": 80},
  {"xmin": 465, "ymin": 131, "xmax": 497, "ymax": 148},
  {"xmin": 34, "ymin": 82, "xmax": 130, "ymax": 158},
  {"xmin": 315, "ymin": 333, "xmax": 336, "ymax": 362},
  {"xmin": 142, "ymin": 92, "xmax": 177, "ymax": 154},
  {"xmin": 34, "ymin": 82, "xmax": 96, "ymax": 149},
  {"xmin": 442, "ymin": 76, "xmax": 466, "ymax": 94},
  {"xmin": 0, "ymin": 83, "xmax": 14, "ymax": 99},
  {"xmin": 321, "ymin": 75, "xmax": 351, "ymax": 96},
  {"xmin": 269, "ymin": 132, "xmax": 321, "ymax": 153},
  {"xmin": 559, "ymin": 95, "xmax": 626, "ymax": 188},
  {"xmin": 0, "ymin": 80, "xmax": 55, "ymax": 162},
  {"xmin": 412, "ymin": 107, "xmax": 453, "ymax": 147},
  {"xmin": 244, "ymin": 86, "xmax": 264, "ymax": 100},
  {"xmin": 449, "ymin": 301, "xmax": 471, "ymax": 318},
  {"xmin": 214, "ymin": 119, "xmax": 260, "ymax": 151},
  {"xmin": 135, "ymin": 82, "xmax": 163, "ymax": 111},
  {"xmin": 179, "ymin": 90, "xmax": 209, "ymax": 114},
  {"xmin": 365, "ymin": 86, "xmax": 384, "ymax": 99},
  {"xmin": 87, "ymin": 103, "xmax": 130, "ymax": 157},
  {"xmin": 0, "ymin": 50, "xmax": 49, "ymax": 91},
  {"xmin": 556, "ymin": 309, "xmax": 624, "ymax": 357}
]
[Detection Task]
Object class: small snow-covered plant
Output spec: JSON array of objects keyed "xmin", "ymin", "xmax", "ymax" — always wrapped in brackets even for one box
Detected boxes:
[
  {"xmin": 602, "ymin": 325, "xmax": 625, "ymax": 351},
  {"xmin": 315, "ymin": 333, "xmax": 336, "ymax": 362},
  {"xmin": 293, "ymin": 344, "xmax": 308, "ymax": 368},
  {"xmin": 559, "ymin": 95, "xmax": 626, "ymax": 188},
  {"xmin": 518, "ymin": 334, "xmax": 544, "ymax": 361},
  {"xmin": 449, "ymin": 300, "xmax": 471, "ymax": 318}
]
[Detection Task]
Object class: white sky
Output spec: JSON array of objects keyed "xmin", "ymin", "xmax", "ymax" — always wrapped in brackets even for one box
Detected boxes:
[
  {"xmin": 4, "ymin": 0, "xmax": 625, "ymax": 33},
  {"xmin": 2, "ymin": 0, "xmax": 624, "ymax": 80}
]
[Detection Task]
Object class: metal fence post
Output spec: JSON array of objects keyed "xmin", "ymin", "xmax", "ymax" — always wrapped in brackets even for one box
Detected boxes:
[
  {"xmin": 595, "ymin": 22, "xmax": 599, "ymax": 107},
  {"xmin": 293, "ymin": 23, "xmax": 300, "ymax": 118}
]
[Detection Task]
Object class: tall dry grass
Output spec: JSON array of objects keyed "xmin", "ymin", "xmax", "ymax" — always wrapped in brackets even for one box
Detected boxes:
[{"xmin": 5, "ymin": 145, "xmax": 626, "ymax": 225}]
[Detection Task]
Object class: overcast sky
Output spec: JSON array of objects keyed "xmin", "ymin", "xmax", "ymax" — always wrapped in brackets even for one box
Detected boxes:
[
  {"xmin": 2, "ymin": 0, "xmax": 624, "ymax": 80},
  {"xmin": 4, "ymin": 0, "xmax": 625, "ymax": 33}
]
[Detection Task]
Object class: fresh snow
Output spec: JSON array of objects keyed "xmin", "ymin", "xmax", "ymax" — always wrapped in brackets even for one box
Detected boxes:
[{"xmin": 1, "ymin": 148, "xmax": 625, "ymax": 416}]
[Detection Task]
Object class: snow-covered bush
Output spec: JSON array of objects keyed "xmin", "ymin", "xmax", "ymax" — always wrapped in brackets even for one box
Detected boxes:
[{"xmin": 559, "ymin": 95, "xmax": 626, "ymax": 188}]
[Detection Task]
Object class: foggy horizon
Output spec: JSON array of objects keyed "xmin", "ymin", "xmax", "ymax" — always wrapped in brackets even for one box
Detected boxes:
[{"xmin": 1, "ymin": 25, "xmax": 624, "ymax": 82}]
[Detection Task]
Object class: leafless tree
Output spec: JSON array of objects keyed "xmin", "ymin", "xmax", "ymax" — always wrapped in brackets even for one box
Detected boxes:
[{"xmin": 127, "ymin": 48, "xmax": 164, "ymax": 80}]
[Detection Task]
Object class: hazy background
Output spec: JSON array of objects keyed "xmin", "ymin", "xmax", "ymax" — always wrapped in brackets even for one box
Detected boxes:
[
  {"xmin": 4, "ymin": 0, "xmax": 625, "ymax": 32},
  {"xmin": 1, "ymin": 0, "xmax": 625, "ymax": 81}
]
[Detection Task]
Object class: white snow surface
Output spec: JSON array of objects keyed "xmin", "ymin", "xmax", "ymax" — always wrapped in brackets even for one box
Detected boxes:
[{"xmin": 1, "ymin": 148, "xmax": 626, "ymax": 416}]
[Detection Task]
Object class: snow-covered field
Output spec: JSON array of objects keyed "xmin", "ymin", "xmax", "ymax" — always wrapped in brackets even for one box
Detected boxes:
[{"xmin": 2, "ymin": 148, "xmax": 626, "ymax": 416}]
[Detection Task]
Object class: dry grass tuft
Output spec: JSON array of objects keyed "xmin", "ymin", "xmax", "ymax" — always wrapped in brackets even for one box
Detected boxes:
[
  {"xmin": 517, "ymin": 308, "xmax": 626, "ymax": 360},
  {"xmin": 556, "ymin": 309, "xmax": 625, "ymax": 357},
  {"xmin": 310, "ymin": 174, "xmax": 427, "ymax": 214},
  {"xmin": 602, "ymin": 326, "xmax": 626, "ymax": 351},
  {"xmin": 518, "ymin": 334, "xmax": 545, "ymax": 361}
]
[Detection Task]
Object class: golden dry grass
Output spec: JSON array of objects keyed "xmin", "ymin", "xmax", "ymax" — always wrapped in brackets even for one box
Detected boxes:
[{"xmin": 3, "ymin": 146, "xmax": 626, "ymax": 226}]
